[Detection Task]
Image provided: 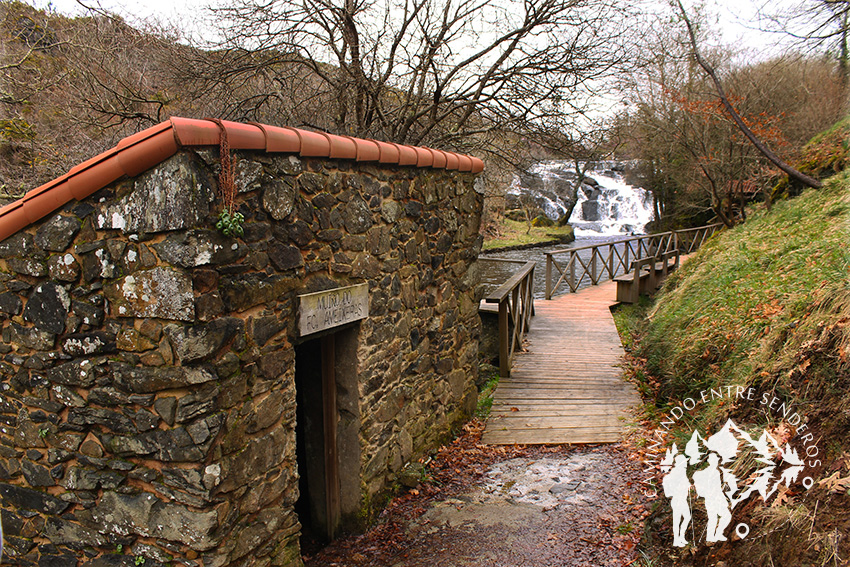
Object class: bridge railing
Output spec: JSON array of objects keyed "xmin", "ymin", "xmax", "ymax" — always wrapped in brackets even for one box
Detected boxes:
[
  {"xmin": 480, "ymin": 258, "xmax": 535, "ymax": 377},
  {"xmin": 544, "ymin": 223, "xmax": 723, "ymax": 300}
]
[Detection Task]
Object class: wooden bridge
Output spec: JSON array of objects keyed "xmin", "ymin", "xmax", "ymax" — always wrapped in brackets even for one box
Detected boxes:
[{"xmin": 479, "ymin": 224, "xmax": 721, "ymax": 445}]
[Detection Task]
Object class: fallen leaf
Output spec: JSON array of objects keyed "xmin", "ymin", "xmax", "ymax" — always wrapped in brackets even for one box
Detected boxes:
[
  {"xmin": 818, "ymin": 471, "xmax": 850, "ymax": 493},
  {"xmin": 771, "ymin": 485, "xmax": 791, "ymax": 507}
]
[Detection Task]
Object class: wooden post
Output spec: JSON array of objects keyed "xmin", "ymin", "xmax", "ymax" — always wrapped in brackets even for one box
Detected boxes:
[
  {"xmin": 607, "ymin": 245, "xmax": 614, "ymax": 279},
  {"xmin": 569, "ymin": 253, "xmax": 576, "ymax": 292},
  {"xmin": 321, "ymin": 335, "xmax": 340, "ymax": 540},
  {"xmin": 591, "ymin": 248, "xmax": 598, "ymax": 285},
  {"xmin": 498, "ymin": 299, "xmax": 509, "ymax": 377},
  {"xmin": 630, "ymin": 259, "xmax": 640, "ymax": 304},
  {"xmin": 545, "ymin": 254, "xmax": 552, "ymax": 300}
]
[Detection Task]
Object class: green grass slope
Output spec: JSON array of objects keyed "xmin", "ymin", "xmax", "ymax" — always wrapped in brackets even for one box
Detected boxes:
[{"xmin": 633, "ymin": 171, "xmax": 850, "ymax": 566}]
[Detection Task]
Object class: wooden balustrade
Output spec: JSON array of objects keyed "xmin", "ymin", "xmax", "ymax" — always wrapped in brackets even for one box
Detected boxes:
[
  {"xmin": 480, "ymin": 259, "xmax": 536, "ymax": 377},
  {"xmin": 544, "ymin": 223, "xmax": 723, "ymax": 299}
]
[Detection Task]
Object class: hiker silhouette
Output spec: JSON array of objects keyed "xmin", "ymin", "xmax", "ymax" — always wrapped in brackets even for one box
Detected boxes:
[
  {"xmin": 692, "ymin": 452, "xmax": 732, "ymax": 542},
  {"xmin": 662, "ymin": 453, "xmax": 692, "ymax": 547}
]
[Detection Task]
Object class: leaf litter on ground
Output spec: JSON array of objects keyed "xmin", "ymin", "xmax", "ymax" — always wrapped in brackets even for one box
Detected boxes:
[{"xmin": 304, "ymin": 418, "xmax": 651, "ymax": 567}]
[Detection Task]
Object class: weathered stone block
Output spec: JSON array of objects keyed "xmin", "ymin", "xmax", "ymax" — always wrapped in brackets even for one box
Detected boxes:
[
  {"xmin": 46, "ymin": 359, "xmax": 98, "ymax": 388},
  {"xmin": 8, "ymin": 257, "xmax": 47, "ymax": 277},
  {"xmin": 236, "ymin": 159, "xmax": 264, "ymax": 193},
  {"xmin": 0, "ymin": 292, "xmax": 22, "ymax": 315},
  {"xmin": 164, "ymin": 318, "xmax": 244, "ymax": 364},
  {"xmin": 35, "ymin": 215, "xmax": 81, "ymax": 252},
  {"xmin": 68, "ymin": 407, "xmax": 136, "ymax": 434},
  {"xmin": 79, "ymin": 243, "xmax": 115, "ymax": 282},
  {"xmin": 0, "ymin": 232, "xmax": 37, "ymax": 258},
  {"xmin": 21, "ymin": 459, "xmax": 54, "ymax": 487},
  {"xmin": 23, "ymin": 282, "xmax": 71, "ymax": 335},
  {"xmin": 220, "ymin": 274, "xmax": 298, "ymax": 312},
  {"xmin": 153, "ymin": 230, "xmax": 247, "ymax": 268},
  {"xmin": 62, "ymin": 332, "xmax": 115, "ymax": 357},
  {"xmin": 175, "ymin": 384, "xmax": 218, "ymax": 423},
  {"xmin": 343, "ymin": 196, "xmax": 374, "ymax": 234},
  {"xmin": 262, "ymin": 178, "xmax": 297, "ymax": 220},
  {"xmin": 218, "ymin": 426, "xmax": 290, "ymax": 492},
  {"xmin": 268, "ymin": 242, "xmax": 304, "ymax": 272},
  {"xmin": 0, "ymin": 483, "xmax": 70, "ymax": 514},
  {"xmin": 89, "ymin": 491, "xmax": 219, "ymax": 550},
  {"xmin": 97, "ymin": 153, "xmax": 215, "ymax": 233},
  {"xmin": 111, "ymin": 363, "xmax": 217, "ymax": 393},
  {"xmin": 72, "ymin": 299, "xmax": 104, "ymax": 328},
  {"xmin": 154, "ymin": 397, "xmax": 178, "ymax": 426},
  {"xmin": 47, "ymin": 254, "xmax": 81, "ymax": 282},
  {"xmin": 105, "ymin": 267, "xmax": 194, "ymax": 322}
]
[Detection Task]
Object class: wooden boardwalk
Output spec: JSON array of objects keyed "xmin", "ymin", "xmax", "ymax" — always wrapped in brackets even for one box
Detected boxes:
[{"xmin": 482, "ymin": 279, "xmax": 640, "ymax": 445}]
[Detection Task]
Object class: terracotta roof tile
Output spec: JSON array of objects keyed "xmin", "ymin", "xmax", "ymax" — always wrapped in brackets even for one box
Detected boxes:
[
  {"xmin": 352, "ymin": 137, "xmax": 380, "ymax": 162},
  {"xmin": 413, "ymin": 147, "xmax": 433, "ymax": 168},
  {"xmin": 444, "ymin": 152, "xmax": 460, "ymax": 170},
  {"xmin": 375, "ymin": 141, "xmax": 400, "ymax": 164},
  {"xmin": 326, "ymin": 133, "xmax": 357, "ymax": 160},
  {"xmin": 0, "ymin": 117, "xmax": 484, "ymax": 243},
  {"xmin": 295, "ymin": 129, "xmax": 331, "ymax": 157},
  {"xmin": 429, "ymin": 149, "xmax": 448, "ymax": 169},
  {"xmin": 397, "ymin": 144, "xmax": 419, "ymax": 166}
]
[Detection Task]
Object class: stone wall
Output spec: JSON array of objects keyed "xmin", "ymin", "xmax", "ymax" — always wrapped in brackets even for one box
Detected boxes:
[{"xmin": 0, "ymin": 148, "xmax": 483, "ymax": 567}]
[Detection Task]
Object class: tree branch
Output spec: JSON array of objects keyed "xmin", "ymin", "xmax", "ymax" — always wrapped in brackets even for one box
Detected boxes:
[{"xmin": 674, "ymin": 0, "xmax": 823, "ymax": 189}]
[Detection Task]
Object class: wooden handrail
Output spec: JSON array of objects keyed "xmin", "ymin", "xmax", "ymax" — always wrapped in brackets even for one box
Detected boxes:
[
  {"xmin": 481, "ymin": 259, "xmax": 535, "ymax": 377},
  {"xmin": 544, "ymin": 223, "xmax": 723, "ymax": 299}
]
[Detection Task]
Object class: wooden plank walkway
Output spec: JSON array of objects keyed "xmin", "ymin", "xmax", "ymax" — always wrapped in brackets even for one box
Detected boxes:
[{"xmin": 482, "ymin": 279, "xmax": 640, "ymax": 445}]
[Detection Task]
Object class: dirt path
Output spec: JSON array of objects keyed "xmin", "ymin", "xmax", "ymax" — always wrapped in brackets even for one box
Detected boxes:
[{"xmin": 305, "ymin": 421, "xmax": 650, "ymax": 567}]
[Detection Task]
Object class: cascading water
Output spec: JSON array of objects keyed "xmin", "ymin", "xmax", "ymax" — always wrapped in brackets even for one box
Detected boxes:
[{"xmin": 507, "ymin": 160, "xmax": 654, "ymax": 235}]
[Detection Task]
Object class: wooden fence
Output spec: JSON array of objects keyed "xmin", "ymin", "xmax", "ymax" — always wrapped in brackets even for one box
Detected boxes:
[
  {"xmin": 480, "ymin": 258, "xmax": 536, "ymax": 377},
  {"xmin": 543, "ymin": 223, "xmax": 723, "ymax": 299}
]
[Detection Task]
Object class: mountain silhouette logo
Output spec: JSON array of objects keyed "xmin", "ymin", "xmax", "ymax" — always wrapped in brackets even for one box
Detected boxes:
[{"xmin": 660, "ymin": 419, "xmax": 806, "ymax": 546}]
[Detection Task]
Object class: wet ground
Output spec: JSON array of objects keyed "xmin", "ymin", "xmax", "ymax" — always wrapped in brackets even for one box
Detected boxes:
[{"xmin": 304, "ymin": 421, "xmax": 650, "ymax": 567}]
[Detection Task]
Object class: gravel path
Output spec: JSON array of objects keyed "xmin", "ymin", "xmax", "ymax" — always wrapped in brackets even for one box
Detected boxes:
[{"xmin": 305, "ymin": 422, "xmax": 650, "ymax": 567}]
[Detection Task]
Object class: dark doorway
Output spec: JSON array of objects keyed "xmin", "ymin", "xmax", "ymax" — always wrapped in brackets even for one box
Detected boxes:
[{"xmin": 294, "ymin": 326, "xmax": 360, "ymax": 549}]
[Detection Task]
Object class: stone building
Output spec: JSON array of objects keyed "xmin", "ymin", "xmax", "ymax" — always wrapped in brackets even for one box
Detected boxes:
[{"xmin": 0, "ymin": 118, "xmax": 484, "ymax": 566}]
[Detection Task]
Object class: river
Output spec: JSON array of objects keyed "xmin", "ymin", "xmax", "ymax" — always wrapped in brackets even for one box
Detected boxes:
[
  {"xmin": 480, "ymin": 235, "xmax": 630, "ymax": 299},
  {"xmin": 484, "ymin": 160, "xmax": 656, "ymax": 299}
]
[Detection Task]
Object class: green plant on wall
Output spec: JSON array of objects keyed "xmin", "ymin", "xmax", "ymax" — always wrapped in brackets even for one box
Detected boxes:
[
  {"xmin": 216, "ymin": 210, "xmax": 244, "ymax": 237},
  {"xmin": 210, "ymin": 119, "xmax": 244, "ymax": 238}
]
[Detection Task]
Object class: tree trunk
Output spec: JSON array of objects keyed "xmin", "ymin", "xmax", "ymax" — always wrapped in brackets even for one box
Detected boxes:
[{"xmin": 675, "ymin": 0, "xmax": 823, "ymax": 190}]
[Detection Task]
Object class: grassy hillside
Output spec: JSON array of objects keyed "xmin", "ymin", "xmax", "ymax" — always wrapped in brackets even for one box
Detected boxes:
[{"xmin": 626, "ymin": 170, "xmax": 850, "ymax": 566}]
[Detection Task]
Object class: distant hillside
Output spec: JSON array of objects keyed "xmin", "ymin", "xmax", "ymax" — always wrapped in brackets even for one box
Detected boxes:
[{"xmin": 0, "ymin": 1, "xmax": 542, "ymax": 200}]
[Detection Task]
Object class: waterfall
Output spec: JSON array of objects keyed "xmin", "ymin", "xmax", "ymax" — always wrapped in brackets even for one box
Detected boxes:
[{"xmin": 507, "ymin": 160, "xmax": 654, "ymax": 235}]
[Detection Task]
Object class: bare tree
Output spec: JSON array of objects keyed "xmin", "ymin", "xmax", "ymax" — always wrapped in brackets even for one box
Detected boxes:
[
  {"xmin": 673, "ymin": 0, "xmax": 823, "ymax": 190},
  {"xmin": 200, "ymin": 0, "xmax": 633, "ymax": 154},
  {"xmin": 756, "ymin": 0, "xmax": 850, "ymax": 92}
]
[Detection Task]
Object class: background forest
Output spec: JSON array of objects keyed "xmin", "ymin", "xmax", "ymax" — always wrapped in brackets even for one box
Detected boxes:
[{"xmin": 1, "ymin": 0, "xmax": 848, "ymax": 229}]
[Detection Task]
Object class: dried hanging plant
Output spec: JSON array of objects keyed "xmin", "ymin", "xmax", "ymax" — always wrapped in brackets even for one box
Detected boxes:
[{"xmin": 210, "ymin": 119, "xmax": 244, "ymax": 237}]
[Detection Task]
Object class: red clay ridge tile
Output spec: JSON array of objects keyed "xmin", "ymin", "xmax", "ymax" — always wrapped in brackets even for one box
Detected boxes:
[
  {"xmin": 444, "ymin": 152, "xmax": 460, "ymax": 170},
  {"xmin": 429, "ymin": 149, "xmax": 448, "ymax": 169},
  {"xmin": 0, "ymin": 117, "xmax": 483, "ymax": 244},
  {"xmin": 375, "ymin": 141, "xmax": 400, "ymax": 164},
  {"xmin": 294, "ymin": 129, "xmax": 331, "ymax": 157},
  {"xmin": 326, "ymin": 134, "xmax": 357, "ymax": 160},
  {"xmin": 250, "ymin": 123, "xmax": 301, "ymax": 153},
  {"xmin": 397, "ymin": 144, "xmax": 419, "ymax": 166},
  {"xmin": 352, "ymin": 138, "xmax": 380, "ymax": 162},
  {"xmin": 413, "ymin": 147, "xmax": 433, "ymax": 168}
]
